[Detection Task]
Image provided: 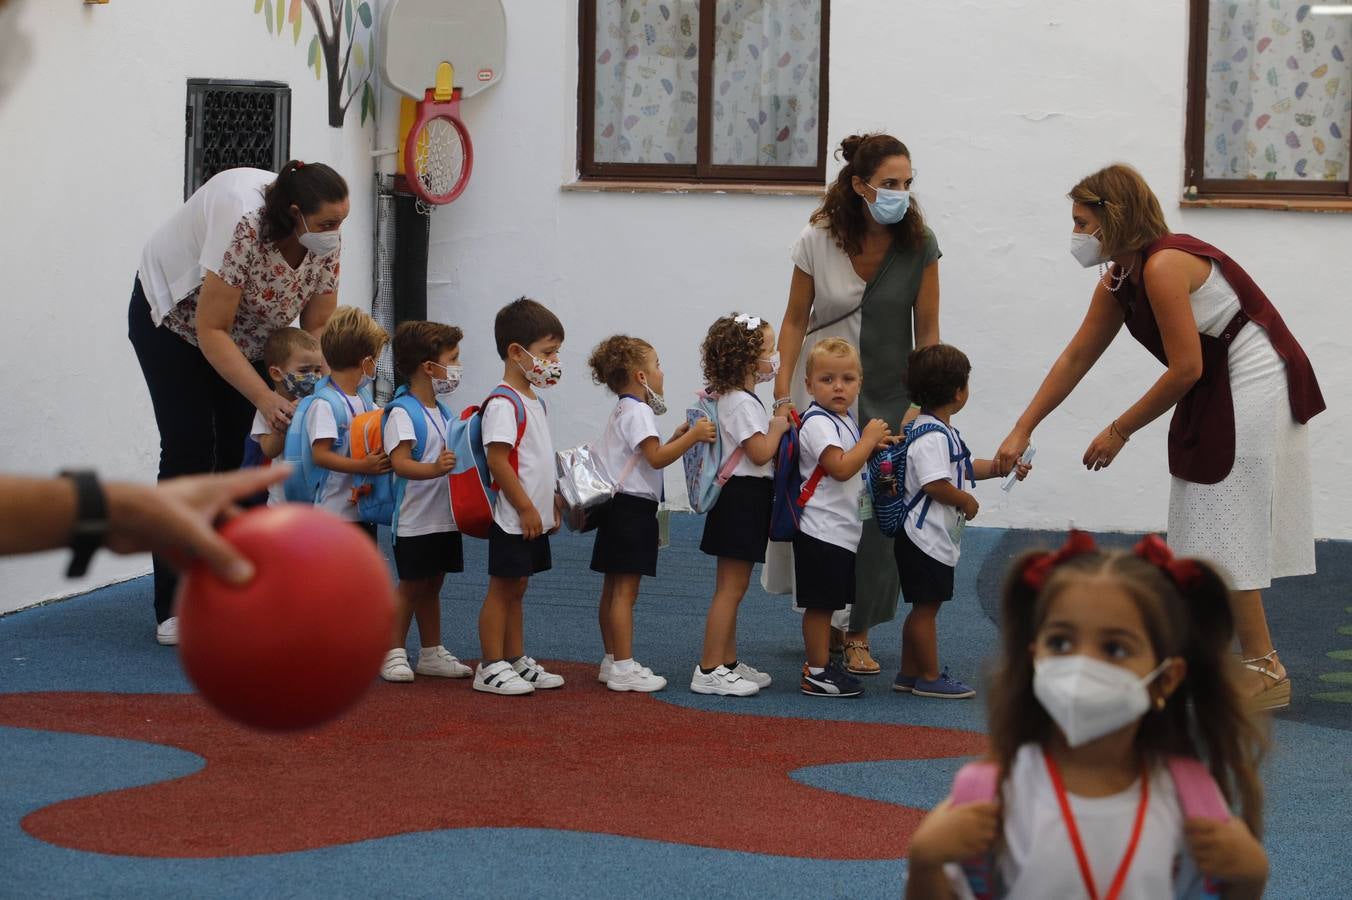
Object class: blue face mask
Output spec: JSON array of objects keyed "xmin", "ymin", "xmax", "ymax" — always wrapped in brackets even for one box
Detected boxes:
[
  {"xmin": 282, "ymin": 371, "xmax": 322, "ymax": 398},
  {"xmin": 865, "ymin": 184, "xmax": 910, "ymax": 225}
]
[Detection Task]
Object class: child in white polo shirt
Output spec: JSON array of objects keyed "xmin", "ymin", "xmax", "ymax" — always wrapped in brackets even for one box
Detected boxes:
[{"xmin": 793, "ymin": 338, "xmax": 890, "ymax": 698}]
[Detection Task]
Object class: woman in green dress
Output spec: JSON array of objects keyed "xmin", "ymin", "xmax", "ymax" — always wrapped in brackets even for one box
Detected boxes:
[{"xmin": 767, "ymin": 133, "xmax": 941, "ymax": 676}]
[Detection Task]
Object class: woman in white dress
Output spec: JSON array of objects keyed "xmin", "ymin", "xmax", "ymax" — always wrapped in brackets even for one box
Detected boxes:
[
  {"xmin": 770, "ymin": 133, "xmax": 941, "ymax": 675},
  {"xmin": 994, "ymin": 164, "xmax": 1325, "ymax": 711}
]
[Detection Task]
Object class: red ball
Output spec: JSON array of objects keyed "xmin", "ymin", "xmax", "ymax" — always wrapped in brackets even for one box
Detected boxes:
[{"xmin": 177, "ymin": 505, "xmax": 395, "ymax": 731}]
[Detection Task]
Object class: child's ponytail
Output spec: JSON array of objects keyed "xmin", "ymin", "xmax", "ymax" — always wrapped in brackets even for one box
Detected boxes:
[{"xmin": 1173, "ymin": 559, "xmax": 1268, "ymax": 834}]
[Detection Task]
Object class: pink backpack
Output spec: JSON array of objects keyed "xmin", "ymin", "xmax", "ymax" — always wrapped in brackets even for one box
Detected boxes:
[{"xmin": 947, "ymin": 756, "xmax": 1229, "ymax": 899}]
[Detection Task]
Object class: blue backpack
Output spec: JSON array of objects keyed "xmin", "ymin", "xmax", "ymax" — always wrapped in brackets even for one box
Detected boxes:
[
  {"xmin": 681, "ymin": 389, "xmax": 745, "ymax": 514},
  {"xmin": 380, "ymin": 385, "xmax": 456, "ymax": 540},
  {"xmin": 768, "ymin": 406, "xmax": 836, "ymax": 542},
  {"xmin": 281, "ymin": 376, "xmax": 376, "ymax": 506},
  {"xmin": 866, "ymin": 418, "xmax": 973, "ymax": 538}
]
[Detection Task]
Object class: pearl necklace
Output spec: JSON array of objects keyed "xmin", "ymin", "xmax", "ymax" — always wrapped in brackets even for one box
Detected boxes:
[{"xmin": 1100, "ymin": 259, "xmax": 1134, "ymax": 293}]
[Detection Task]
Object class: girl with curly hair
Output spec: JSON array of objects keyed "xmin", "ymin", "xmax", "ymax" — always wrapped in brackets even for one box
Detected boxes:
[
  {"xmin": 691, "ymin": 314, "xmax": 789, "ymax": 697},
  {"xmin": 586, "ymin": 335, "xmax": 715, "ymax": 693}
]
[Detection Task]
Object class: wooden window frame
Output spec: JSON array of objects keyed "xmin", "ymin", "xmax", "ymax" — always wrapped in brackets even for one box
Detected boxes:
[
  {"xmin": 577, "ymin": 0, "xmax": 830, "ymax": 185},
  {"xmin": 1184, "ymin": 0, "xmax": 1352, "ymax": 201}
]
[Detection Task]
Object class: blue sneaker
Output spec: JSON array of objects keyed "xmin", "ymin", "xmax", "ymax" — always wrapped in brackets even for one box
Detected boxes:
[
  {"xmin": 892, "ymin": 673, "xmax": 917, "ymax": 693},
  {"xmin": 800, "ymin": 662, "xmax": 864, "ymax": 698},
  {"xmin": 912, "ymin": 668, "xmax": 975, "ymax": 700}
]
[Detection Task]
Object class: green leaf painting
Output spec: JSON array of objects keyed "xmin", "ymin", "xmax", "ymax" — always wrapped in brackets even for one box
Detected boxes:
[{"xmin": 249, "ymin": 0, "xmax": 378, "ymax": 128}]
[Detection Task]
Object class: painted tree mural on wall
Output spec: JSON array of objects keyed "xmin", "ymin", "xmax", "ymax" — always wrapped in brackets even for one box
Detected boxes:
[{"xmin": 251, "ymin": 0, "xmax": 377, "ymax": 128}]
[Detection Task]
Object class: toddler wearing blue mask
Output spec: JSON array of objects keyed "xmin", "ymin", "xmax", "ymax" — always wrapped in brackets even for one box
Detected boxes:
[{"xmin": 247, "ymin": 326, "xmax": 326, "ymax": 506}]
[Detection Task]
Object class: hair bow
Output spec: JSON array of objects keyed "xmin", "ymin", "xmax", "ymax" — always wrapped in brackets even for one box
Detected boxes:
[
  {"xmin": 733, "ymin": 313, "xmax": 763, "ymax": 331},
  {"xmin": 1132, "ymin": 534, "xmax": 1202, "ymax": 590},
  {"xmin": 1021, "ymin": 530, "xmax": 1098, "ymax": 591}
]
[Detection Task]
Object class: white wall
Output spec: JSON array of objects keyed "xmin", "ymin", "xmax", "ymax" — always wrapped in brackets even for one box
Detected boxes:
[
  {"xmin": 429, "ymin": 0, "xmax": 1348, "ymax": 539},
  {"xmin": 3, "ymin": 0, "xmax": 1347, "ymax": 613},
  {"xmin": 0, "ymin": 0, "xmax": 376, "ymax": 613}
]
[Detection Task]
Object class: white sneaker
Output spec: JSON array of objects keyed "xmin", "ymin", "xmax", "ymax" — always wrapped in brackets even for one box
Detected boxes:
[
  {"xmin": 380, "ymin": 649, "xmax": 415, "ymax": 683},
  {"xmin": 155, "ymin": 617, "xmax": 179, "ymax": 646},
  {"xmin": 731, "ymin": 661, "xmax": 772, "ymax": 688},
  {"xmin": 512, "ymin": 656, "xmax": 565, "ymax": 689},
  {"xmin": 415, "ymin": 645, "xmax": 472, "ymax": 678},
  {"xmin": 690, "ymin": 664, "xmax": 759, "ymax": 696},
  {"xmin": 598, "ymin": 655, "xmax": 614, "ymax": 683},
  {"xmin": 473, "ymin": 660, "xmax": 534, "ymax": 695},
  {"xmin": 607, "ymin": 666, "xmax": 667, "ymax": 693}
]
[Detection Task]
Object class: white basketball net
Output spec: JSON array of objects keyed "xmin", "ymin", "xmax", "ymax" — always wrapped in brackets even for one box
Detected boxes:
[{"xmin": 413, "ymin": 116, "xmax": 467, "ymax": 214}]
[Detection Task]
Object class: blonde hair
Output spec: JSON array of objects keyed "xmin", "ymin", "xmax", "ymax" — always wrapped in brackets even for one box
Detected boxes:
[
  {"xmin": 320, "ymin": 306, "xmax": 389, "ymax": 370},
  {"xmin": 262, "ymin": 326, "xmax": 320, "ymax": 370},
  {"xmin": 805, "ymin": 337, "xmax": 860, "ymax": 377},
  {"xmin": 1068, "ymin": 163, "xmax": 1170, "ymax": 257}
]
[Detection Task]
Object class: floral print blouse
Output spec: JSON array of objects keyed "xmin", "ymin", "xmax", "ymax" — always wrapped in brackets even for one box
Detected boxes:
[{"xmin": 161, "ymin": 209, "xmax": 340, "ymax": 361}]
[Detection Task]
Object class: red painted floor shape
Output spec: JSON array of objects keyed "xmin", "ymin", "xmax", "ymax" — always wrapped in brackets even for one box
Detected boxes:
[{"xmin": 0, "ymin": 662, "xmax": 985, "ymax": 860}]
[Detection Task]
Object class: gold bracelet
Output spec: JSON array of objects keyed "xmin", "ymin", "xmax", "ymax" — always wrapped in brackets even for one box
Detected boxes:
[{"xmin": 1110, "ymin": 420, "xmax": 1130, "ymax": 443}]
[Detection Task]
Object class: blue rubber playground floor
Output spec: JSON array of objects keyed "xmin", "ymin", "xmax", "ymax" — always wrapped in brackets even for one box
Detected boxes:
[{"xmin": 1, "ymin": 518, "xmax": 1348, "ymax": 898}]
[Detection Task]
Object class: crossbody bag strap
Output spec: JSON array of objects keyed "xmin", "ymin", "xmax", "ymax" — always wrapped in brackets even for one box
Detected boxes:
[{"xmin": 806, "ymin": 247, "xmax": 898, "ymax": 337}]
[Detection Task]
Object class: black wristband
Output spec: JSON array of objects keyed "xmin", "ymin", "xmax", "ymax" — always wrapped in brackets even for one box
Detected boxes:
[{"xmin": 60, "ymin": 470, "xmax": 107, "ymax": 578}]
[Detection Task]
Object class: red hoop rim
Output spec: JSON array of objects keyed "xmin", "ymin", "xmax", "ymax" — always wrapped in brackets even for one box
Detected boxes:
[{"xmin": 403, "ymin": 103, "xmax": 474, "ymax": 206}]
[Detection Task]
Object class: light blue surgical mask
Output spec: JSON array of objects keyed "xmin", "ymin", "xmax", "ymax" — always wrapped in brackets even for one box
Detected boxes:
[{"xmin": 865, "ymin": 184, "xmax": 911, "ymax": 225}]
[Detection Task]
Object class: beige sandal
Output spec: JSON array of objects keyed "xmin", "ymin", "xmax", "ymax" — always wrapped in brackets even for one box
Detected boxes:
[
  {"xmin": 843, "ymin": 641, "xmax": 880, "ymax": 676},
  {"xmin": 1241, "ymin": 650, "xmax": 1291, "ymax": 713}
]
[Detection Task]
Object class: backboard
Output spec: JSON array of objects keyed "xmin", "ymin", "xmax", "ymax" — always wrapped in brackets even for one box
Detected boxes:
[{"xmin": 379, "ymin": 0, "xmax": 505, "ymax": 100}]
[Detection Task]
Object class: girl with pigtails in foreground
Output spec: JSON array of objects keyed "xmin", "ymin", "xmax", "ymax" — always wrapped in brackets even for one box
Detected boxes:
[{"xmin": 906, "ymin": 532, "xmax": 1269, "ymax": 900}]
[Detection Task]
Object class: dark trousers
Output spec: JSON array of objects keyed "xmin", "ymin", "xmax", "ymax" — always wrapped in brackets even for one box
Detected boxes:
[{"xmin": 128, "ymin": 278, "xmax": 263, "ymax": 623}]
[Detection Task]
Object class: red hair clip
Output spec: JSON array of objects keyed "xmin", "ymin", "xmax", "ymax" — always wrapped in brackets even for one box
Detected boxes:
[
  {"xmin": 1021, "ymin": 530, "xmax": 1098, "ymax": 591},
  {"xmin": 1132, "ymin": 534, "xmax": 1202, "ymax": 589}
]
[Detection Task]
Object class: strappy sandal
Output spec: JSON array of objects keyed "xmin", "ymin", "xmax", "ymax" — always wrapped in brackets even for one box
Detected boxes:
[
  {"xmin": 1241, "ymin": 650, "xmax": 1291, "ymax": 713},
  {"xmin": 843, "ymin": 641, "xmax": 880, "ymax": 676}
]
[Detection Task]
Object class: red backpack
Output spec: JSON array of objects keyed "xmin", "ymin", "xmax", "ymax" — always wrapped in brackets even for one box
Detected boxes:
[{"xmin": 449, "ymin": 385, "xmax": 530, "ymax": 539}]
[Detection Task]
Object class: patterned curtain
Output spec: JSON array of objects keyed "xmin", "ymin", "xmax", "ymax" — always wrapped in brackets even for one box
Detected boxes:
[
  {"xmin": 1204, "ymin": 1, "xmax": 1352, "ymax": 181},
  {"xmin": 593, "ymin": 0, "xmax": 701, "ymax": 164},
  {"xmin": 712, "ymin": 0, "xmax": 822, "ymax": 166},
  {"xmin": 591, "ymin": 0, "xmax": 821, "ymax": 168}
]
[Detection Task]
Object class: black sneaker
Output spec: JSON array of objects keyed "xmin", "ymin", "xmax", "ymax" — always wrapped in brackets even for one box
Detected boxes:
[{"xmin": 800, "ymin": 662, "xmax": 864, "ymax": 698}]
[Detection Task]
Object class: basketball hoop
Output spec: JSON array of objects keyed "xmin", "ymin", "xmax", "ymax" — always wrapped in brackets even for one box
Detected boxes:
[
  {"xmin": 380, "ymin": 0, "xmax": 504, "ymax": 211},
  {"xmin": 403, "ymin": 63, "xmax": 474, "ymax": 207}
]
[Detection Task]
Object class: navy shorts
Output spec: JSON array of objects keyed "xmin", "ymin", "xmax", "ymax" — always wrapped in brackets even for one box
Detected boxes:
[
  {"xmin": 488, "ymin": 522, "xmax": 552, "ymax": 578},
  {"xmin": 393, "ymin": 530, "xmax": 464, "ymax": 581}
]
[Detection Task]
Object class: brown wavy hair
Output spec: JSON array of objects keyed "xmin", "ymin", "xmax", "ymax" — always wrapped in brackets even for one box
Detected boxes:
[
  {"xmin": 811, "ymin": 133, "xmax": 927, "ymax": 258},
  {"xmin": 988, "ymin": 546, "xmax": 1267, "ymax": 833},
  {"xmin": 589, "ymin": 335, "xmax": 654, "ymax": 394},
  {"xmin": 1068, "ymin": 164, "xmax": 1171, "ymax": 257},
  {"xmin": 701, "ymin": 314, "xmax": 769, "ymax": 394},
  {"xmin": 260, "ymin": 160, "xmax": 349, "ymax": 244}
]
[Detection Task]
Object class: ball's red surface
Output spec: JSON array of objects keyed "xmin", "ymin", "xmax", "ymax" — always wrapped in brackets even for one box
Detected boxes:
[{"xmin": 177, "ymin": 505, "xmax": 395, "ymax": 731}]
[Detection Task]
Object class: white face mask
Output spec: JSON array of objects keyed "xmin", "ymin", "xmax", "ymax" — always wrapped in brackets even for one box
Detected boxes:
[
  {"xmin": 1033, "ymin": 655, "xmax": 1170, "ymax": 748},
  {"xmin": 1070, "ymin": 230, "xmax": 1109, "ymax": 268},
  {"xmin": 517, "ymin": 348, "xmax": 563, "ymax": 389},
  {"xmin": 430, "ymin": 362, "xmax": 462, "ymax": 397},
  {"xmin": 756, "ymin": 350, "xmax": 781, "ymax": 384},
  {"xmin": 299, "ymin": 213, "xmax": 341, "ymax": 256},
  {"xmin": 640, "ymin": 379, "xmax": 667, "ymax": 415}
]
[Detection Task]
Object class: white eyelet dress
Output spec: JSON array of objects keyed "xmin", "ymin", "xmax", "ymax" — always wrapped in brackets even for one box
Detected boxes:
[{"xmin": 1166, "ymin": 261, "xmax": 1315, "ymax": 590}]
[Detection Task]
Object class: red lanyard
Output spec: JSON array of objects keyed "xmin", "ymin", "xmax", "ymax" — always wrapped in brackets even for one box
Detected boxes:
[{"xmin": 1043, "ymin": 751, "xmax": 1150, "ymax": 900}]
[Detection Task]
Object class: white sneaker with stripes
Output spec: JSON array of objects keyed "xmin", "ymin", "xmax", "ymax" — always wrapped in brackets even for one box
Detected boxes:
[
  {"xmin": 473, "ymin": 660, "xmax": 534, "ymax": 695},
  {"xmin": 512, "ymin": 656, "xmax": 565, "ymax": 689},
  {"xmin": 730, "ymin": 661, "xmax": 772, "ymax": 688}
]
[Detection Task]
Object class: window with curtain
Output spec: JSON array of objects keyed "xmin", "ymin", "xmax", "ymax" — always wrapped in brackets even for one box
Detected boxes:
[
  {"xmin": 578, "ymin": 0, "xmax": 829, "ymax": 184},
  {"xmin": 1186, "ymin": 1, "xmax": 1352, "ymax": 200}
]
